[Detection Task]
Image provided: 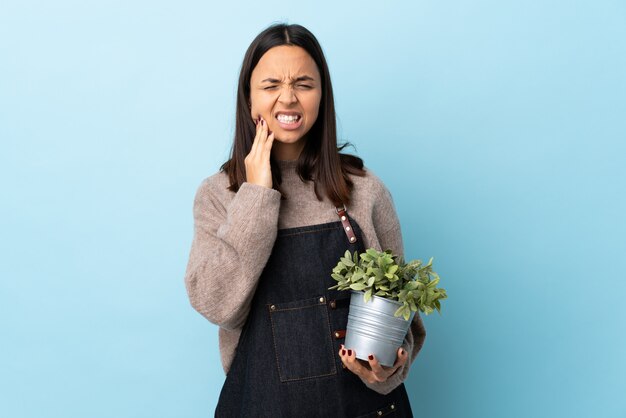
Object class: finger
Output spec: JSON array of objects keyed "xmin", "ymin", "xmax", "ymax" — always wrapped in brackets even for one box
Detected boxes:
[
  {"xmin": 252, "ymin": 117, "xmax": 269, "ymax": 152},
  {"xmin": 338, "ymin": 344, "xmax": 345, "ymax": 358},
  {"xmin": 387, "ymin": 347, "xmax": 409, "ymax": 374},
  {"xmin": 263, "ymin": 131, "xmax": 275, "ymax": 152},
  {"xmin": 344, "ymin": 349, "xmax": 371, "ymax": 378},
  {"xmin": 258, "ymin": 116, "xmax": 268, "ymax": 144},
  {"xmin": 338, "ymin": 345, "xmax": 350, "ymax": 370},
  {"xmin": 344, "ymin": 351, "xmax": 389, "ymax": 383},
  {"xmin": 248, "ymin": 117, "xmax": 262, "ymax": 156},
  {"xmin": 396, "ymin": 347, "xmax": 408, "ymax": 365},
  {"xmin": 255, "ymin": 122, "xmax": 271, "ymax": 163},
  {"xmin": 249, "ymin": 119, "xmax": 267, "ymax": 161},
  {"xmin": 338, "ymin": 347, "xmax": 354, "ymax": 369},
  {"xmin": 366, "ymin": 354, "xmax": 386, "ymax": 377}
]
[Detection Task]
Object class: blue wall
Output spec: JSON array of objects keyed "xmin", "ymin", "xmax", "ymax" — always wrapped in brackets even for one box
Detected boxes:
[{"xmin": 1, "ymin": 1, "xmax": 625, "ymax": 417}]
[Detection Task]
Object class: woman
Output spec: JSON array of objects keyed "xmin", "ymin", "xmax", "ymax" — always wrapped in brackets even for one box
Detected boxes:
[{"xmin": 184, "ymin": 23, "xmax": 426, "ymax": 417}]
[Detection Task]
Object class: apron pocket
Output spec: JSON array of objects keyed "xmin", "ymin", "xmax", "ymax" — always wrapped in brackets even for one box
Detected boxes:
[{"xmin": 268, "ymin": 296, "xmax": 337, "ymax": 382}]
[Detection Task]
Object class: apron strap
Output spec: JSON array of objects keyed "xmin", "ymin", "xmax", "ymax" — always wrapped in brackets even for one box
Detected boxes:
[{"xmin": 336, "ymin": 205, "xmax": 357, "ymax": 243}]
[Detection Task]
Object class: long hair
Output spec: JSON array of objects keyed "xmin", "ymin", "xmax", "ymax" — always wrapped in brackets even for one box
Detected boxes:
[{"xmin": 220, "ymin": 23, "xmax": 365, "ymax": 207}]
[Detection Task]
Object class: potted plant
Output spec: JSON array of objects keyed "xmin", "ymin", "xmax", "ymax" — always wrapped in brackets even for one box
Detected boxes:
[{"xmin": 329, "ymin": 248, "xmax": 447, "ymax": 366}]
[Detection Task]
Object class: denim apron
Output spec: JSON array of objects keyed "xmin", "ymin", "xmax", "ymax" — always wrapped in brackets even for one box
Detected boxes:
[{"xmin": 215, "ymin": 208, "xmax": 413, "ymax": 417}]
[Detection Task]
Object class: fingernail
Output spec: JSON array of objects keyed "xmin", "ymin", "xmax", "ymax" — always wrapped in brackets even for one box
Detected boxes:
[
  {"xmin": 347, "ymin": 350, "xmax": 352, "ymax": 356},
  {"xmin": 400, "ymin": 349, "xmax": 405, "ymax": 355},
  {"xmin": 261, "ymin": 118, "xmax": 265, "ymax": 126},
  {"xmin": 341, "ymin": 349, "xmax": 346, "ymax": 356},
  {"xmin": 368, "ymin": 355, "xmax": 374, "ymax": 360}
]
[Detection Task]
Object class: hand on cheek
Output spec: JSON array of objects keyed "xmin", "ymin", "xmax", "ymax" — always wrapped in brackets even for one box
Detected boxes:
[
  {"xmin": 251, "ymin": 110, "xmax": 273, "ymax": 136},
  {"xmin": 244, "ymin": 116, "xmax": 275, "ymax": 188}
]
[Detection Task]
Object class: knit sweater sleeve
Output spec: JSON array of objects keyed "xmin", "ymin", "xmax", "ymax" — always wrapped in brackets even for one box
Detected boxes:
[
  {"xmin": 361, "ymin": 179, "xmax": 427, "ymax": 395},
  {"xmin": 184, "ymin": 177, "xmax": 281, "ymax": 330}
]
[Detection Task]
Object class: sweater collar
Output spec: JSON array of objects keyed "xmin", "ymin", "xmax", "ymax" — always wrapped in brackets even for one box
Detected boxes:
[{"xmin": 276, "ymin": 159, "xmax": 299, "ymax": 171}]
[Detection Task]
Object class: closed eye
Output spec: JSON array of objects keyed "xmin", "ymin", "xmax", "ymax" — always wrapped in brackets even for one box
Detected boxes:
[{"xmin": 263, "ymin": 85, "xmax": 313, "ymax": 90}]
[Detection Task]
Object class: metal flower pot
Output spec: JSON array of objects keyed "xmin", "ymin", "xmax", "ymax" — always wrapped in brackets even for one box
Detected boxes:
[{"xmin": 345, "ymin": 290, "xmax": 415, "ymax": 367}]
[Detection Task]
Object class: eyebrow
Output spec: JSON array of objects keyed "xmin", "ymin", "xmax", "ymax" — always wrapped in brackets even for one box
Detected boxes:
[{"xmin": 261, "ymin": 75, "xmax": 316, "ymax": 83}]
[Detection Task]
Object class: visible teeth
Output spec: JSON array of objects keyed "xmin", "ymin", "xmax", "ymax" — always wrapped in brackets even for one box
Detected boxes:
[{"xmin": 277, "ymin": 114, "xmax": 300, "ymax": 123}]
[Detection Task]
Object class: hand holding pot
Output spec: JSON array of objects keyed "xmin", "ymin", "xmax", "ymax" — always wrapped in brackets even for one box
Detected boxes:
[{"xmin": 338, "ymin": 345, "xmax": 408, "ymax": 384}]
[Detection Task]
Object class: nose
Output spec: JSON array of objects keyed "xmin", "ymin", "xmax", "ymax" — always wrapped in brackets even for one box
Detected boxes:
[{"xmin": 277, "ymin": 85, "xmax": 297, "ymax": 105}]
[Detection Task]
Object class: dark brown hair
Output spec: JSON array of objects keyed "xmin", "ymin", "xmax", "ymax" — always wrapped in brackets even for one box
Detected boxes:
[{"xmin": 220, "ymin": 23, "xmax": 365, "ymax": 207}]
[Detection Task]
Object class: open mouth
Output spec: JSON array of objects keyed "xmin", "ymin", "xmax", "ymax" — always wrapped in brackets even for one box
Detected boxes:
[
  {"xmin": 275, "ymin": 113, "xmax": 302, "ymax": 125},
  {"xmin": 274, "ymin": 112, "xmax": 303, "ymax": 131}
]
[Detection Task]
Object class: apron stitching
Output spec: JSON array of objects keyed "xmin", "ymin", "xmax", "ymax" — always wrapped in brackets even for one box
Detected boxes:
[
  {"xmin": 276, "ymin": 370, "xmax": 338, "ymax": 383},
  {"xmin": 279, "ymin": 225, "xmax": 347, "ymax": 237},
  {"xmin": 268, "ymin": 308, "xmax": 286, "ymax": 381},
  {"xmin": 324, "ymin": 297, "xmax": 339, "ymax": 376},
  {"xmin": 267, "ymin": 302, "xmax": 325, "ymax": 312},
  {"xmin": 277, "ymin": 218, "xmax": 361, "ymax": 238}
]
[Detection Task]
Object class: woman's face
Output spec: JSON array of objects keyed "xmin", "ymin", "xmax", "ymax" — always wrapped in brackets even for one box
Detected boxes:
[{"xmin": 249, "ymin": 45, "xmax": 322, "ymax": 160}]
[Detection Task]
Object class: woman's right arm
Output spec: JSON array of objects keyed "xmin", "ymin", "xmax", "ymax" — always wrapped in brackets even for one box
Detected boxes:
[
  {"xmin": 186, "ymin": 116, "xmax": 277, "ymax": 330},
  {"xmin": 184, "ymin": 178, "xmax": 281, "ymax": 330}
]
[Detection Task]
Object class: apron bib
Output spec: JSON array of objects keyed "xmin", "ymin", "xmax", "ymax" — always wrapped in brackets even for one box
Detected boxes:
[{"xmin": 215, "ymin": 210, "xmax": 413, "ymax": 417}]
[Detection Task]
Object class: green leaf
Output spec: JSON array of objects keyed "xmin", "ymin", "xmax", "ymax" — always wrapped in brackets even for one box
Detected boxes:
[
  {"xmin": 366, "ymin": 248, "xmax": 380, "ymax": 257},
  {"xmin": 350, "ymin": 283, "xmax": 367, "ymax": 291},
  {"xmin": 341, "ymin": 256, "xmax": 355, "ymax": 267},
  {"xmin": 352, "ymin": 270, "xmax": 364, "ymax": 281},
  {"xmin": 364, "ymin": 288, "xmax": 372, "ymax": 303},
  {"xmin": 427, "ymin": 277, "xmax": 440, "ymax": 288}
]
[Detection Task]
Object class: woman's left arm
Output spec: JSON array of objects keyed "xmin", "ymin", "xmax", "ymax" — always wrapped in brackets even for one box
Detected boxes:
[{"xmin": 340, "ymin": 179, "xmax": 427, "ymax": 394}]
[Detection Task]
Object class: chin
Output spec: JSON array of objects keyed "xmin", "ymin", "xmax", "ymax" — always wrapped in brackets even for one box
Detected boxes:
[{"xmin": 275, "ymin": 133, "xmax": 304, "ymax": 144}]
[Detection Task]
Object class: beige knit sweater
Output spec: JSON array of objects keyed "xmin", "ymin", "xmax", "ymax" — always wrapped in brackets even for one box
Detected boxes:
[{"xmin": 184, "ymin": 159, "xmax": 426, "ymax": 395}]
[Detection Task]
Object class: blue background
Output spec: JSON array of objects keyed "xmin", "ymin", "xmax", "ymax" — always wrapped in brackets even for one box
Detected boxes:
[{"xmin": 1, "ymin": 1, "xmax": 625, "ymax": 417}]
